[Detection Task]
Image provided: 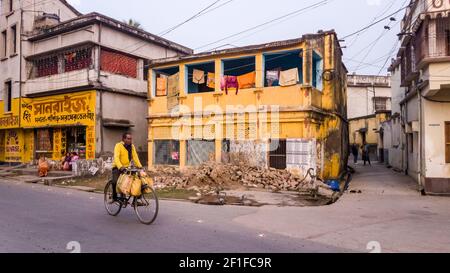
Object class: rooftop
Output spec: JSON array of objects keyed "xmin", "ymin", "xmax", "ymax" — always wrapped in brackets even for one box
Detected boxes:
[
  {"xmin": 28, "ymin": 12, "xmax": 193, "ymax": 55},
  {"xmin": 59, "ymin": 0, "xmax": 83, "ymax": 16},
  {"xmin": 149, "ymin": 30, "xmax": 340, "ymax": 67}
]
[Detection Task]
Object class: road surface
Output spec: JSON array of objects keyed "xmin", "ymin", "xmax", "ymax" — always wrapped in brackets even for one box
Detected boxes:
[{"xmin": 1, "ymin": 163, "xmax": 449, "ymax": 253}]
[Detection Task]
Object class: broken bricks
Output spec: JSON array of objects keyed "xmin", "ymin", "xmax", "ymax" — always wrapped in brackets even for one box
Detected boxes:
[{"xmin": 148, "ymin": 161, "xmax": 334, "ymax": 198}]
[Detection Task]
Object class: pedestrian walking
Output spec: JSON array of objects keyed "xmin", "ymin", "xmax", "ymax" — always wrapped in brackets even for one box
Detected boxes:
[
  {"xmin": 362, "ymin": 143, "xmax": 371, "ymax": 166},
  {"xmin": 351, "ymin": 143, "xmax": 359, "ymax": 164}
]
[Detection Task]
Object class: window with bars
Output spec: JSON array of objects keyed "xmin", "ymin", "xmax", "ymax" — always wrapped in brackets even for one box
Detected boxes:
[
  {"xmin": 64, "ymin": 48, "xmax": 92, "ymax": 72},
  {"xmin": 36, "ymin": 129, "xmax": 53, "ymax": 152},
  {"xmin": 32, "ymin": 47, "xmax": 93, "ymax": 78},
  {"xmin": 373, "ymin": 97, "xmax": 388, "ymax": 112},
  {"xmin": 269, "ymin": 139, "xmax": 287, "ymax": 170},
  {"xmin": 154, "ymin": 140, "xmax": 180, "ymax": 165},
  {"xmin": 35, "ymin": 56, "xmax": 59, "ymax": 77}
]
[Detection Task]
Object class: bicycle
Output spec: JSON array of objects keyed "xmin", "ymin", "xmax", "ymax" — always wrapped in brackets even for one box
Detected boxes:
[{"xmin": 104, "ymin": 168, "xmax": 159, "ymax": 225}]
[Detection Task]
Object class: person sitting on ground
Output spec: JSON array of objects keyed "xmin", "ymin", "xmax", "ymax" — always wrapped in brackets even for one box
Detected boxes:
[
  {"xmin": 111, "ymin": 132, "xmax": 143, "ymax": 201},
  {"xmin": 38, "ymin": 156, "xmax": 49, "ymax": 177}
]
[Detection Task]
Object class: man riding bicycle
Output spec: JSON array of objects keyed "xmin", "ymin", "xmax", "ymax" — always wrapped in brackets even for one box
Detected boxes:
[{"xmin": 112, "ymin": 132, "xmax": 143, "ymax": 201}]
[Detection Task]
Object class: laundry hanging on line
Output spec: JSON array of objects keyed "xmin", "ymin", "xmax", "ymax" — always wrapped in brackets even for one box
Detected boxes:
[
  {"xmin": 279, "ymin": 68, "xmax": 299, "ymax": 87},
  {"xmin": 156, "ymin": 76, "xmax": 167, "ymax": 96},
  {"xmin": 221, "ymin": 75, "xmax": 239, "ymax": 95},
  {"xmin": 192, "ymin": 69, "xmax": 205, "ymax": 85},
  {"xmin": 237, "ymin": 71, "xmax": 256, "ymax": 89},
  {"xmin": 207, "ymin": 72, "xmax": 215, "ymax": 89},
  {"xmin": 266, "ymin": 69, "xmax": 280, "ymax": 87}
]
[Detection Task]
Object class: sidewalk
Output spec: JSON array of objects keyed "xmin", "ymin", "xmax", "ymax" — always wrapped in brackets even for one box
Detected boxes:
[{"xmin": 233, "ymin": 162, "xmax": 450, "ymax": 253}]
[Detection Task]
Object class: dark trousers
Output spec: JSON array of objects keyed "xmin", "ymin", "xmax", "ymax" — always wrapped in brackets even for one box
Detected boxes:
[
  {"xmin": 112, "ymin": 168, "xmax": 121, "ymax": 200},
  {"xmin": 363, "ymin": 153, "xmax": 371, "ymax": 166},
  {"xmin": 353, "ymin": 153, "xmax": 358, "ymax": 163}
]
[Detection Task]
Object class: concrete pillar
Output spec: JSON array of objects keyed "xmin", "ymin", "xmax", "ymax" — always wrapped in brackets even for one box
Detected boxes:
[
  {"xmin": 255, "ymin": 54, "xmax": 264, "ymax": 88},
  {"xmin": 215, "ymin": 138, "xmax": 222, "ymax": 163},
  {"xmin": 147, "ymin": 140, "xmax": 153, "ymax": 169},
  {"xmin": 215, "ymin": 59, "xmax": 222, "ymax": 93},
  {"xmin": 179, "ymin": 64, "xmax": 186, "ymax": 96},
  {"xmin": 179, "ymin": 140, "xmax": 187, "ymax": 168},
  {"xmin": 428, "ymin": 20, "xmax": 437, "ymax": 57}
]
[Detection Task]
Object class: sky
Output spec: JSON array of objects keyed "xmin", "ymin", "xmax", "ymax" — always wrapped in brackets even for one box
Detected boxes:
[{"xmin": 67, "ymin": 0, "xmax": 410, "ymax": 76}]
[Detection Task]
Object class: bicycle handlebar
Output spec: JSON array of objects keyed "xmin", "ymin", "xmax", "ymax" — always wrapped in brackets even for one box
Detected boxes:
[{"xmin": 120, "ymin": 167, "xmax": 144, "ymax": 174}]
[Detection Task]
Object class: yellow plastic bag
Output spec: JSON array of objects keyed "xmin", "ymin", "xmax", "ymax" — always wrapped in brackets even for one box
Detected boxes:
[
  {"xmin": 141, "ymin": 177, "xmax": 154, "ymax": 194},
  {"xmin": 130, "ymin": 176, "xmax": 142, "ymax": 197},
  {"xmin": 116, "ymin": 174, "xmax": 132, "ymax": 195}
]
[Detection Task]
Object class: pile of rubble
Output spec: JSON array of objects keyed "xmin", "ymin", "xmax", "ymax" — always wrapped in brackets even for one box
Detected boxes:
[{"xmin": 148, "ymin": 159, "xmax": 336, "ymax": 198}]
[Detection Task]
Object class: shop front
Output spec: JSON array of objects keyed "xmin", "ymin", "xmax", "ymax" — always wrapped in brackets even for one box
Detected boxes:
[
  {"xmin": 21, "ymin": 91, "xmax": 97, "ymax": 161},
  {"xmin": 0, "ymin": 98, "xmax": 25, "ymax": 164}
]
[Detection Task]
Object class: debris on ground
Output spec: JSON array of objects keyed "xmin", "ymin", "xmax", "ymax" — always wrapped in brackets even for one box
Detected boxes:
[{"xmin": 148, "ymin": 160, "xmax": 336, "ymax": 200}]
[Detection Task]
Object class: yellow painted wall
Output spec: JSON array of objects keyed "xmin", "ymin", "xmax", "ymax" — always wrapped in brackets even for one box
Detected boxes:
[
  {"xmin": 3, "ymin": 129, "xmax": 24, "ymax": 163},
  {"xmin": 148, "ymin": 33, "xmax": 348, "ymax": 180},
  {"xmin": 0, "ymin": 98, "xmax": 20, "ymax": 129},
  {"xmin": 349, "ymin": 113, "xmax": 390, "ymax": 145},
  {"xmin": 0, "ymin": 91, "xmax": 97, "ymax": 163}
]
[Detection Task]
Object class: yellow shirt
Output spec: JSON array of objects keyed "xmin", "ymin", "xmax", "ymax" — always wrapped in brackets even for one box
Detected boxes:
[{"xmin": 112, "ymin": 142, "xmax": 143, "ymax": 169}]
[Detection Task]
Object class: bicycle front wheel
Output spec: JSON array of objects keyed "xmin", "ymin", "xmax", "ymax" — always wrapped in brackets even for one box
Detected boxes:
[
  {"xmin": 104, "ymin": 181, "xmax": 122, "ymax": 216},
  {"xmin": 134, "ymin": 187, "xmax": 159, "ymax": 225}
]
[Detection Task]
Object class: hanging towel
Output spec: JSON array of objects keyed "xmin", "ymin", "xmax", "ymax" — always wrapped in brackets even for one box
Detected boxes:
[
  {"xmin": 207, "ymin": 72, "xmax": 215, "ymax": 89},
  {"xmin": 193, "ymin": 69, "xmax": 205, "ymax": 84},
  {"xmin": 167, "ymin": 73, "xmax": 180, "ymax": 110},
  {"xmin": 279, "ymin": 68, "xmax": 299, "ymax": 87},
  {"xmin": 221, "ymin": 75, "xmax": 239, "ymax": 95},
  {"xmin": 156, "ymin": 76, "xmax": 167, "ymax": 96},
  {"xmin": 266, "ymin": 70, "xmax": 280, "ymax": 87},
  {"xmin": 237, "ymin": 71, "xmax": 256, "ymax": 89},
  {"xmin": 167, "ymin": 73, "xmax": 180, "ymax": 97}
]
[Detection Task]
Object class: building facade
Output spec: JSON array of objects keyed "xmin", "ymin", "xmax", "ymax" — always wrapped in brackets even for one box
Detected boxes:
[
  {"xmin": 386, "ymin": 0, "xmax": 450, "ymax": 194},
  {"xmin": 347, "ymin": 74, "xmax": 392, "ymax": 162},
  {"xmin": 0, "ymin": 0, "xmax": 192, "ymax": 164},
  {"xmin": 147, "ymin": 31, "xmax": 349, "ymax": 181}
]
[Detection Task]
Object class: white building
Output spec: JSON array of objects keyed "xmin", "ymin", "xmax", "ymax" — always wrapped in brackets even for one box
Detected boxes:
[
  {"xmin": 385, "ymin": 0, "xmax": 450, "ymax": 195},
  {"xmin": 0, "ymin": 0, "xmax": 192, "ymax": 164},
  {"xmin": 347, "ymin": 74, "xmax": 392, "ymax": 162}
]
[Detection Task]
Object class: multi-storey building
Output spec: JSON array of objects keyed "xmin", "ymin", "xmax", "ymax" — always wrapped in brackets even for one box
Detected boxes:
[
  {"xmin": 147, "ymin": 31, "xmax": 349, "ymax": 180},
  {"xmin": 347, "ymin": 74, "xmax": 392, "ymax": 162},
  {"xmin": 387, "ymin": 0, "xmax": 450, "ymax": 194},
  {"xmin": 0, "ymin": 0, "xmax": 192, "ymax": 164}
]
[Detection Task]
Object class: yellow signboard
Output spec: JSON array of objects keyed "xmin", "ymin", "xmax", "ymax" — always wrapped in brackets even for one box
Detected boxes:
[
  {"xmin": 5, "ymin": 129, "xmax": 23, "ymax": 162},
  {"xmin": 21, "ymin": 91, "xmax": 96, "ymax": 127},
  {"xmin": 0, "ymin": 99, "xmax": 20, "ymax": 129}
]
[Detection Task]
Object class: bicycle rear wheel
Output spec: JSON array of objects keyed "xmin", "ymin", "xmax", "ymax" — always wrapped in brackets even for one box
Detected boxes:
[
  {"xmin": 104, "ymin": 181, "xmax": 122, "ymax": 216},
  {"xmin": 134, "ymin": 187, "xmax": 159, "ymax": 225}
]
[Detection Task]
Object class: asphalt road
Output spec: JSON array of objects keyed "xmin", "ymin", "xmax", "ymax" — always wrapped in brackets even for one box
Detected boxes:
[
  {"xmin": 0, "ymin": 179, "xmax": 345, "ymax": 253},
  {"xmin": 2, "ymin": 163, "xmax": 449, "ymax": 253}
]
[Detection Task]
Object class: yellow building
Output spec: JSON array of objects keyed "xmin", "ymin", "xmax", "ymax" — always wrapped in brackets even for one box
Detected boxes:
[
  {"xmin": 349, "ymin": 112, "xmax": 391, "ymax": 161},
  {"xmin": 0, "ymin": 92, "xmax": 96, "ymax": 164},
  {"xmin": 147, "ymin": 31, "xmax": 348, "ymax": 180},
  {"xmin": 0, "ymin": 97, "xmax": 23, "ymax": 163}
]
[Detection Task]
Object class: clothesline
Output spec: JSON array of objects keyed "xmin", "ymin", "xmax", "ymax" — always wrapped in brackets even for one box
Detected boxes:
[{"xmin": 155, "ymin": 52, "xmax": 301, "ymax": 77}]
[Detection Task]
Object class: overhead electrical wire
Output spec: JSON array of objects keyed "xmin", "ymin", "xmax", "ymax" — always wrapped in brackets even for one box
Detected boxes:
[
  {"xmin": 346, "ymin": 0, "xmax": 398, "ymax": 49},
  {"xmin": 194, "ymin": 0, "xmax": 331, "ymax": 51},
  {"xmin": 158, "ymin": 0, "xmax": 223, "ymax": 36},
  {"xmin": 341, "ymin": 4, "xmax": 411, "ymax": 40}
]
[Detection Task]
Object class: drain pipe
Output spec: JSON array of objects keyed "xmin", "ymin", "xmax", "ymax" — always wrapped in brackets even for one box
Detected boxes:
[{"xmin": 417, "ymin": 88, "xmax": 424, "ymax": 191}]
